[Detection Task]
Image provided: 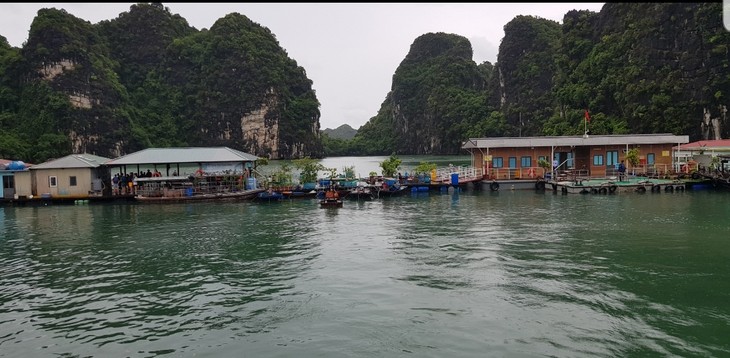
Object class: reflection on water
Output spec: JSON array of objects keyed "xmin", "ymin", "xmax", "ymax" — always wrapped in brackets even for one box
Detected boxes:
[{"xmin": 1, "ymin": 190, "xmax": 730, "ymax": 357}]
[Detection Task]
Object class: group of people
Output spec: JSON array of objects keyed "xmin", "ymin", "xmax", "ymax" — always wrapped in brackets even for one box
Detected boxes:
[
  {"xmin": 111, "ymin": 169, "xmax": 164, "ymax": 195},
  {"xmin": 112, "ymin": 172, "xmax": 136, "ymax": 195}
]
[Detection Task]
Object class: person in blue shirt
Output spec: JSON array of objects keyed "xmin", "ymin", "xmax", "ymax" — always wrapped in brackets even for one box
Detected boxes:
[{"xmin": 618, "ymin": 160, "xmax": 626, "ymax": 181}]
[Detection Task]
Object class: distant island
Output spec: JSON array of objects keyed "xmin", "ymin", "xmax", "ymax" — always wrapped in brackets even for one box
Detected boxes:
[{"xmin": 322, "ymin": 124, "xmax": 357, "ymax": 140}]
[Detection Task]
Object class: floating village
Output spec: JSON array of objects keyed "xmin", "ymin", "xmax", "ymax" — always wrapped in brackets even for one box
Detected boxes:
[{"xmin": 1, "ymin": 133, "xmax": 730, "ymax": 207}]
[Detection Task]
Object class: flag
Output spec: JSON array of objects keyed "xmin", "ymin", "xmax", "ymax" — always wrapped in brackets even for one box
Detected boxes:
[{"xmin": 584, "ymin": 109, "xmax": 591, "ymax": 123}]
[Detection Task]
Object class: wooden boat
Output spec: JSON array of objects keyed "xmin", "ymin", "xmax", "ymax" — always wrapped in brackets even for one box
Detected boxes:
[
  {"xmin": 320, "ymin": 188, "xmax": 343, "ymax": 207},
  {"xmin": 319, "ymin": 197, "xmax": 343, "ymax": 207},
  {"xmin": 375, "ymin": 184, "xmax": 409, "ymax": 197},
  {"xmin": 281, "ymin": 189, "xmax": 317, "ymax": 199},
  {"xmin": 345, "ymin": 185, "xmax": 375, "ymax": 201},
  {"xmin": 133, "ymin": 175, "xmax": 264, "ymax": 203},
  {"xmin": 136, "ymin": 188, "xmax": 264, "ymax": 202}
]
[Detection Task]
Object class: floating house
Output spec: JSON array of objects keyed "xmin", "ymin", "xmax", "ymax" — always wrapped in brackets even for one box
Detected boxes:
[
  {"xmin": 1, "ymin": 160, "xmax": 31, "ymax": 200},
  {"xmin": 461, "ymin": 134, "xmax": 690, "ymax": 182},
  {"xmin": 14, "ymin": 154, "xmax": 109, "ymax": 200},
  {"xmin": 104, "ymin": 147, "xmax": 263, "ymax": 201}
]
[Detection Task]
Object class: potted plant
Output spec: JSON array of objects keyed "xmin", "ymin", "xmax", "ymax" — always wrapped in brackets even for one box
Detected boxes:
[
  {"xmin": 369, "ymin": 171, "xmax": 378, "ymax": 184},
  {"xmin": 293, "ymin": 157, "xmax": 324, "ymax": 190},
  {"xmin": 537, "ymin": 158, "xmax": 551, "ymax": 179},
  {"xmin": 380, "ymin": 153, "xmax": 401, "ymax": 178},
  {"xmin": 625, "ymin": 148, "xmax": 640, "ymax": 175}
]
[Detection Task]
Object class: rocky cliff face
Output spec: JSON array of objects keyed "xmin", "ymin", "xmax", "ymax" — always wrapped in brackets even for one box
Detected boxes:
[
  {"xmin": 6, "ymin": 4, "xmax": 323, "ymax": 162},
  {"xmin": 360, "ymin": 32, "xmax": 488, "ymax": 155}
]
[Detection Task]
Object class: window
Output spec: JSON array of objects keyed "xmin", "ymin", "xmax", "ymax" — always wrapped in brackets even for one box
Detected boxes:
[
  {"xmin": 593, "ymin": 155, "xmax": 604, "ymax": 166},
  {"xmin": 538, "ymin": 156, "xmax": 546, "ymax": 163},
  {"xmin": 492, "ymin": 157, "xmax": 503, "ymax": 168},
  {"xmin": 2, "ymin": 176, "xmax": 13, "ymax": 189},
  {"xmin": 520, "ymin": 156, "xmax": 532, "ymax": 167},
  {"xmin": 49, "ymin": 176, "xmax": 57, "ymax": 187},
  {"xmin": 70, "ymin": 176, "xmax": 77, "ymax": 186},
  {"xmin": 607, "ymin": 150, "xmax": 618, "ymax": 167},
  {"xmin": 567, "ymin": 152, "xmax": 574, "ymax": 168},
  {"xmin": 508, "ymin": 157, "xmax": 517, "ymax": 168},
  {"xmin": 647, "ymin": 153, "xmax": 655, "ymax": 165}
]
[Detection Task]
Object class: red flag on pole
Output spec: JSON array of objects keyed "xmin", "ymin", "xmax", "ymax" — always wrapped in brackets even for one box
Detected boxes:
[{"xmin": 584, "ymin": 109, "xmax": 591, "ymax": 123}]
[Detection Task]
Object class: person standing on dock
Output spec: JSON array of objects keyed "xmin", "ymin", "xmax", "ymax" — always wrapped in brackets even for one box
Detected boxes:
[{"xmin": 618, "ymin": 160, "xmax": 626, "ymax": 181}]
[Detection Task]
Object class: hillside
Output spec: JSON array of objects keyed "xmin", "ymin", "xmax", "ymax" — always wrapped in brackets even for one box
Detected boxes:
[
  {"xmin": 322, "ymin": 124, "xmax": 357, "ymax": 140},
  {"xmin": 0, "ymin": 3, "xmax": 323, "ymax": 162}
]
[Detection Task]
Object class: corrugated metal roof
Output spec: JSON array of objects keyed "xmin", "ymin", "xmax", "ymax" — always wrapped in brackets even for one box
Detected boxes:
[
  {"xmin": 677, "ymin": 139, "xmax": 730, "ymax": 150},
  {"xmin": 105, "ymin": 147, "xmax": 259, "ymax": 166},
  {"xmin": 462, "ymin": 134, "xmax": 689, "ymax": 149},
  {"xmin": 31, "ymin": 153, "xmax": 111, "ymax": 170}
]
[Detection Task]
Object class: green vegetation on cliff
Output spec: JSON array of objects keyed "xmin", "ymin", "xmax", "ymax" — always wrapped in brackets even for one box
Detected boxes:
[
  {"xmin": 342, "ymin": 2, "xmax": 728, "ymax": 156},
  {"xmin": 0, "ymin": 3, "xmax": 323, "ymax": 163}
]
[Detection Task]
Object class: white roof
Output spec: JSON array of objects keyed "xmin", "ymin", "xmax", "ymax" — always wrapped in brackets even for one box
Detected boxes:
[
  {"xmin": 462, "ymin": 134, "xmax": 689, "ymax": 149},
  {"xmin": 105, "ymin": 147, "xmax": 259, "ymax": 166},
  {"xmin": 31, "ymin": 153, "xmax": 110, "ymax": 170}
]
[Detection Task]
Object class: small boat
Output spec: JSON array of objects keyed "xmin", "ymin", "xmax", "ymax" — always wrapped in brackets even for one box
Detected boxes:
[
  {"xmin": 320, "ymin": 197, "xmax": 343, "ymax": 207},
  {"xmin": 320, "ymin": 188, "xmax": 343, "ymax": 207},
  {"xmin": 375, "ymin": 184, "xmax": 409, "ymax": 197},
  {"xmin": 281, "ymin": 189, "xmax": 317, "ymax": 199},
  {"xmin": 345, "ymin": 184, "xmax": 375, "ymax": 201},
  {"xmin": 256, "ymin": 189, "xmax": 284, "ymax": 202}
]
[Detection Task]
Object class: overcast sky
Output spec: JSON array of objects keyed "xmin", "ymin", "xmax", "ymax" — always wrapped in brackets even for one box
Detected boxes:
[{"xmin": 0, "ymin": 3, "xmax": 604, "ymax": 131}]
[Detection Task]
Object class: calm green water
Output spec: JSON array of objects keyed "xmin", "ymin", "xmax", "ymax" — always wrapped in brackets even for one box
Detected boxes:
[{"xmin": 2, "ymin": 167, "xmax": 730, "ymax": 357}]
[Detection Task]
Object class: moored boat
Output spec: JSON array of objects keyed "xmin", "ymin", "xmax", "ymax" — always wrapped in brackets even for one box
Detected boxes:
[
  {"xmin": 256, "ymin": 189, "xmax": 285, "ymax": 202},
  {"xmin": 345, "ymin": 183, "xmax": 375, "ymax": 201},
  {"xmin": 320, "ymin": 187, "xmax": 343, "ymax": 207}
]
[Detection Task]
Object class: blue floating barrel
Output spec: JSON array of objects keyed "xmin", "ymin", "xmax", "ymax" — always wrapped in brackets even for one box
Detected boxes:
[
  {"xmin": 185, "ymin": 188, "xmax": 194, "ymax": 196},
  {"xmin": 247, "ymin": 177, "xmax": 257, "ymax": 190},
  {"xmin": 418, "ymin": 186, "xmax": 429, "ymax": 192},
  {"xmin": 451, "ymin": 173, "xmax": 459, "ymax": 186},
  {"xmin": 386, "ymin": 179, "xmax": 397, "ymax": 186},
  {"xmin": 411, "ymin": 186, "xmax": 418, "ymax": 192}
]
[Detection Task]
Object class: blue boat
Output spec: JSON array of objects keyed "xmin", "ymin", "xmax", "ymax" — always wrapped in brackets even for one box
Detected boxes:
[{"xmin": 256, "ymin": 189, "xmax": 284, "ymax": 202}]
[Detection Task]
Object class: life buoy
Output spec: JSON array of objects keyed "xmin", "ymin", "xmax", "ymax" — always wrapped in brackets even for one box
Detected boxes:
[
  {"xmin": 676, "ymin": 185, "xmax": 684, "ymax": 191},
  {"xmin": 598, "ymin": 187, "xmax": 608, "ymax": 194},
  {"xmin": 535, "ymin": 181, "xmax": 546, "ymax": 190},
  {"xmin": 590, "ymin": 188, "xmax": 598, "ymax": 194},
  {"xmin": 609, "ymin": 185, "xmax": 618, "ymax": 194},
  {"xmin": 665, "ymin": 185, "xmax": 674, "ymax": 192},
  {"xmin": 651, "ymin": 184, "xmax": 660, "ymax": 193},
  {"xmin": 490, "ymin": 182, "xmax": 500, "ymax": 191},
  {"xmin": 636, "ymin": 186, "xmax": 647, "ymax": 193}
]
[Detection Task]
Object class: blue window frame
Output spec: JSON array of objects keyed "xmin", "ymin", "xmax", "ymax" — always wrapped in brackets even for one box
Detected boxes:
[
  {"xmin": 607, "ymin": 150, "xmax": 618, "ymax": 167},
  {"xmin": 593, "ymin": 155, "xmax": 604, "ymax": 166},
  {"xmin": 647, "ymin": 153, "xmax": 655, "ymax": 165},
  {"xmin": 492, "ymin": 157, "xmax": 503, "ymax": 168},
  {"xmin": 508, "ymin": 157, "xmax": 517, "ymax": 168},
  {"xmin": 521, "ymin": 156, "xmax": 532, "ymax": 167}
]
